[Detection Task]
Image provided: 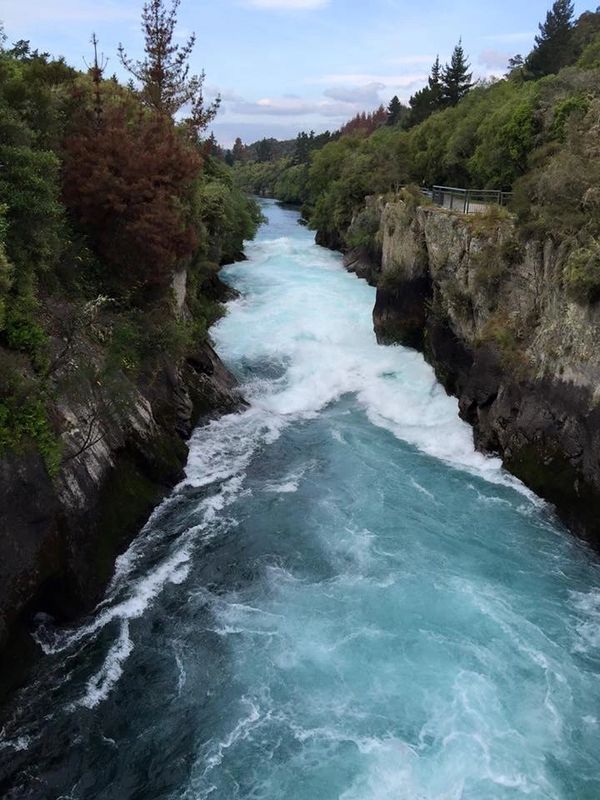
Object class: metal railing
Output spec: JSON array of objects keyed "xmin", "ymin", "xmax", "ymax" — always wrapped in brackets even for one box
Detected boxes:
[{"xmin": 430, "ymin": 186, "xmax": 513, "ymax": 214}]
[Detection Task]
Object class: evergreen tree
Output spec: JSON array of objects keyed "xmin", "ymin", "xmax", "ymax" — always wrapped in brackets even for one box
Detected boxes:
[
  {"xmin": 386, "ymin": 95, "xmax": 402, "ymax": 125},
  {"xmin": 118, "ymin": 0, "xmax": 219, "ymax": 135},
  {"xmin": 293, "ymin": 131, "xmax": 311, "ymax": 164},
  {"xmin": 428, "ymin": 55, "xmax": 443, "ymax": 109},
  {"xmin": 407, "ymin": 87, "xmax": 432, "ymax": 127},
  {"xmin": 232, "ymin": 137, "xmax": 246, "ymax": 163},
  {"xmin": 527, "ymin": 0, "xmax": 575, "ymax": 77},
  {"xmin": 256, "ymin": 138, "xmax": 274, "ymax": 163},
  {"xmin": 406, "ymin": 56, "xmax": 445, "ymax": 127},
  {"xmin": 205, "ymin": 132, "xmax": 223, "ymax": 159},
  {"xmin": 441, "ymin": 40, "xmax": 473, "ymax": 107}
]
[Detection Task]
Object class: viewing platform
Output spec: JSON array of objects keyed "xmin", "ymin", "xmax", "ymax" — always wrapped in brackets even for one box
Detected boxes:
[{"xmin": 424, "ymin": 185, "xmax": 513, "ymax": 214}]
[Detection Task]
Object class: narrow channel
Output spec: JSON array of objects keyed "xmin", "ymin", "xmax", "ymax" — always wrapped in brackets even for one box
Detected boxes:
[{"xmin": 1, "ymin": 200, "xmax": 599, "ymax": 800}]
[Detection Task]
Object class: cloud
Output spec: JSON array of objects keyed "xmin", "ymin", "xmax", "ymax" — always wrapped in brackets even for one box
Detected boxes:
[
  {"xmin": 242, "ymin": 0, "xmax": 329, "ymax": 8},
  {"xmin": 386, "ymin": 55, "xmax": 436, "ymax": 66},
  {"xmin": 483, "ymin": 31, "xmax": 534, "ymax": 44},
  {"xmin": 314, "ymin": 72, "xmax": 427, "ymax": 89},
  {"xmin": 324, "ymin": 82, "xmax": 385, "ymax": 105},
  {"xmin": 230, "ymin": 96, "xmax": 355, "ymax": 117},
  {"xmin": 212, "ymin": 120, "xmax": 332, "ymax": 148},
  {"xmin": 478, "ymin": 49, "xmax": 511, "ymax": 70},
  {"xmin": 205, "ymin": 84, "xmax": 246, "ymax": 102}
]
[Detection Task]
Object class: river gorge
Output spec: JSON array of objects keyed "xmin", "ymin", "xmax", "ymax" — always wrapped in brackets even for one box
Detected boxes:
[{"xmin": 1, "ymin": 201, "xmax": 600, "ymax": 799}]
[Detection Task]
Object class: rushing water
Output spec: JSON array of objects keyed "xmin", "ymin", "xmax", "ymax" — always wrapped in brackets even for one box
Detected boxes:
[{"xmin": 2, "ymin": 200, "xmax": 600, "ymax": 799}]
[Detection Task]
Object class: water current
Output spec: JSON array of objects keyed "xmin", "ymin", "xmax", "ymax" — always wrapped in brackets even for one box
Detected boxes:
[{"xmin": 1, "ymin": 200, "xmax": 600, "ymax": 799}]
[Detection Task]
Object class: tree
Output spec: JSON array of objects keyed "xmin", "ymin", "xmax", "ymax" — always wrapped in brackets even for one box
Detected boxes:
[
  {"xmin": 63, "ymin": 105, "xmax": 202, "ymax": 293},
  {"xmin": 386, "ymin": 95, "xmax": 409, "ymax": 126},
  {"xmin": 527, "ymin": 0, "xmax": 575, "ymax": 77},
  {"xmin": 118, "ymin": 0, "xmax": 219, "ymax": 136},
  {"xmin": 293, "ymin": 131, "xmax": 311, "ymax": 164},
  {"xmin": 428, "ymin": 56, "xmax": 443, "ymax": 108},
  {"xmin": 508, "ymin": 54, "xmax": 524, "ymax": 71},
  {"xmin": 339, "ymin": 106, "xmax": 387, "ymax": 136},
  {"xmin": 386, "ymin": 95, "xmax": 402, "ymax": 125},
  {"xmin": 442, "ymin": 40, "xmax": 473, "ymax": 107},
  {"xmin": 255, "ymin": 138, "xmax": 275, "ymax": 162},
  {"xmin": 406, "ymin": 56, "xmax": 444, "ymax": 127},
  {"xmin": 232, "ymin": 136, "xmax": 246, "ymax": 163},
  {"xmin": 204, "ymin": 132, "xmax": 223, "ymax": 159}
]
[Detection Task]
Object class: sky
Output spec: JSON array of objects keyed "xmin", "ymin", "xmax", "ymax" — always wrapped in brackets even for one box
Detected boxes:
[{"xmin": 0, "ymin": 0, "xmax": 594, "ymax": 146}]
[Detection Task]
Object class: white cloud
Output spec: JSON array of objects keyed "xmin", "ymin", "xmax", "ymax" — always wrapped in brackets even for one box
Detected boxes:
[
  {"xmin": 386, "ymin": 55, "xmax": 436, "ymax": 66},
  {"xmin": 243, "ymin": 0, "xmax": 329, "ymax": 8},
  {"xmin": 313, "ymin": 72, "xmax": 428, "ymax": 88},
  {"xmin": 479, "ymin": 49, "xmax": 511, "ymax": 70},
  {"xmin": 230, "ymin": 96, "xmax": 354, "ymax": 117},
  {"xmin": 483, "ymin": 31, "xmax": 534, "ymax": 44},
  {"xmin": 324, "ymin": 82, "xmax": 385, "ymax": 105}
]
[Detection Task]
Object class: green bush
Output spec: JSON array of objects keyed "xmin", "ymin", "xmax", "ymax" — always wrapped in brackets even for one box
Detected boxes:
[
  {"xmin": 4, "ymin": 295, "xmax": 49, "ymax": 371},
  {"xmin": 0, "ymin": 351, "xmax": 60, "ymax": 474},
  {"xmin": 563, "ymin": 243, "xmax": 600, "ymax": 304},
  {"xmin": 577, "ymin": 33, "xmax": 600, "ymax": 69},
  {"xmin": 551, "ymin": 94, "xmax": 590, "ymax": 139}
]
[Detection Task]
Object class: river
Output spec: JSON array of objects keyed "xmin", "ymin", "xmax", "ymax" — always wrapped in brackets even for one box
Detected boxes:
[{"xmin": 1, "ymin": 200, "xmax": 600, "ymax": 799}]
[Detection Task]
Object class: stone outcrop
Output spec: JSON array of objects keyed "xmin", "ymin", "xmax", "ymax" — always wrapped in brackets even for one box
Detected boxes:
[
  {"xmin": 371, "ymin": 198, "xmax": 600, "ymax": 543},
  {"xmin": 323, "ymin": 194, "xmax": 600, "ymax": 545},
  {"xmin": 0, "ymin": 276, "xmax": 243, "ymax": 698}
]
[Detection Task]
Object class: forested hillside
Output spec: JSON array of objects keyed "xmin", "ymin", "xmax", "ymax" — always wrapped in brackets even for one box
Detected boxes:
[
  {"xmin": 234, "ymin": 2, "xmax": 600, "ymax": 269},
  {"xmin": 0, "ymin": 0, "xmax": 261, "ymax": 690},
  {"xmin": 0, "ymin": 6, "xmax": 260, "ymax": 474}
]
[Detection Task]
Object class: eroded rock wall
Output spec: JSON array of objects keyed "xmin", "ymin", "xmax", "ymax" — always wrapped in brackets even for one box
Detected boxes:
[
  {"xmin": 0, "ymin": 282, "xmax": 242, "ymax": 697},
  {"xmin": 370, "ymin": 198, "xmax": 600, "ymax": 542}
]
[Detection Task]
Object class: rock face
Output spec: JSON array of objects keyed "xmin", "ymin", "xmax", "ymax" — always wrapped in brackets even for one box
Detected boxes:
[
  {"xmin": 370, "ymin": 198, "xmax": 600, "ymax": 543},
  {"xmin": 321, "ymin": 194, "xmax": 600, "ymax": 545},
  {"xmin": 0, "ymin": 297, "xmax": 242, "ymax": 699}
]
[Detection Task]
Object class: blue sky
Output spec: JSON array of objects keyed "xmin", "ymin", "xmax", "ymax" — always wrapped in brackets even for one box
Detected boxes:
[{"xmin": 1, "ymin": 0, "xmax": 593, "ymax": 146}]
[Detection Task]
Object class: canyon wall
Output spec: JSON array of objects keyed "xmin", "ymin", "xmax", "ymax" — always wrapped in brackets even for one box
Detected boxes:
[
  {"xmin": 329, "ymin": 196, "xmax": 600, "ymax": 544},
  {"xmin": 0, "ymin": 274, "xmax": 242, "ymax": 697}
]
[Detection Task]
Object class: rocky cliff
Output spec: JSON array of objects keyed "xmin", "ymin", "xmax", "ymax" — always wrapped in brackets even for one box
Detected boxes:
[
  {"xmin": 328, "ymin": 194, "xmax": 600, "ymax": 545},
  {"xmin": 0, "ymin": 274, "xmax": 242, "ymax": 699}
]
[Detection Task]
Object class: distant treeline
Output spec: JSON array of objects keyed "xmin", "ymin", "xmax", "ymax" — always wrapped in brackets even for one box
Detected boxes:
[{"xmin": 231, "ymin": 2, "xmax": 600, "ymax": 244}]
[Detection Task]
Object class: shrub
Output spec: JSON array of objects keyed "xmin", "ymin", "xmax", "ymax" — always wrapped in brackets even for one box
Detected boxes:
[
  {"xmin": 563, "ymin": 243, "xmax": 600, "ymax": 304},
  {"xmin": 551, "ymin": 94, "xmax": 590, "ymax": 140},
  {"xmin": 346, "ymin": 203, "xmax": 382, "ymax": 252},
  {"xmin": 4, "ymin": 295, "xmax": 49, "ymax": 371},
  {"xmin": 0, "ymin": 350, "xmax": 60, "ymax": 474}
]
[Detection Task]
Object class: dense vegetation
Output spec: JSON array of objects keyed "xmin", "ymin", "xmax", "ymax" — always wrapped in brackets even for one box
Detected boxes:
[
  {"xmin": 0, "ymin": 0, "xmax": 261, "ymax": 471},
  {"xmin": 234, "ymin": 1, "xmax": 600, "ymax": 266}
]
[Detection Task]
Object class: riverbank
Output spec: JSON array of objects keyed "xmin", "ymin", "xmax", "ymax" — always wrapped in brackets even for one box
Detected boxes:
[
  {"xmin": 316, "ymin": 191, "xmax": 600, "ymax": 546},
  {"xmin": 2, "ymin": 200, "xmax": 599, "ymax": 800},
  {"xmin": 0, "ymin": 276, "xmax": 245, "ymax": 702}
]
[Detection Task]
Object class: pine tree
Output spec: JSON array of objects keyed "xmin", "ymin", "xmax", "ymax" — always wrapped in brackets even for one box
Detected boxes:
[
  {"xmin": 428, "ymin": 56, "xmax": 443, "ymax": 109},
  {"xmin": 205, "ymin": 132, "xmax": 223, "ymax": 159},
  {"xmin": 386, "ymin": 95, "xmax": 402, "ymax": 126},
  {"xmin": 256, "ymin": 138, "xmax": 274, "ymax": 163},
  {"xmin": 527, "ymin": 0, "xmax": 575, "ymax": 77},
  {"xmin": 118, "ymin": 0, "xmax": 219, "ymax": 136},
  {"xmin": 232, "ymin": 137, "xmax": 246, "ymax": 163},
  {"xmin": 293, "ymin": 131, "xmax": 311, "ymax": 164},
  {"xmin": 441, "ymin": 40, "xmax": 473, "ymax": 107}
]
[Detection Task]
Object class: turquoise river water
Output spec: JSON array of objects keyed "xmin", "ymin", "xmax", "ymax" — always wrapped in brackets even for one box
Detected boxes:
[{"xmin": 1, "ymin": 200, "xmax": 600, "ymax": 799}]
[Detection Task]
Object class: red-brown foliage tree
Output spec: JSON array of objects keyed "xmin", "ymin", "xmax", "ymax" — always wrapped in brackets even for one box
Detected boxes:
[
  {"xmin": 62, "ymin": 104, "xmax": 202, "ymax": 294},
  {"xmin": 339, "ymin": 105, "xmax": 387, "ymax": 137}
]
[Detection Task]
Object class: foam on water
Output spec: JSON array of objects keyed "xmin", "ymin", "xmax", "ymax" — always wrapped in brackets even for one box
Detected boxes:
[{"xmin": 2, "ymin": 200, "xmax": 600, "ymax": 800}]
